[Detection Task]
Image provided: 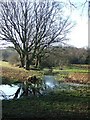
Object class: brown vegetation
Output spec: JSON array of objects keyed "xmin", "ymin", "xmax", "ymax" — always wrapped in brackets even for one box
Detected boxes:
[
  {"xmin": 0, "ymin": 65, "xmax": 42, "ymax": 82},
  {"xmin": 65, "ymin": 73, "xmax": 90, "ymax": 84}
]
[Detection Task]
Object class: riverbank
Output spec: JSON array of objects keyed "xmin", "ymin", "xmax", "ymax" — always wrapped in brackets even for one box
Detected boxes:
[
  {"xmin": 0, "ymin": 61, "xmax": 90, "ymax": 119},
  {"xmin": 0, "ymin": 61, "xmax": 43, "ymax": 84},
  {"xmin": 0, "ymin": 61, "xmax": 89, "ymax": 84}
]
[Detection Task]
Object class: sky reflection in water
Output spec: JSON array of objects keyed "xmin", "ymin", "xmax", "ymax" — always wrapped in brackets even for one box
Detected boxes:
[{"xmin": 0, "ymin": 75, "xmax": 88, "ymax": 100}]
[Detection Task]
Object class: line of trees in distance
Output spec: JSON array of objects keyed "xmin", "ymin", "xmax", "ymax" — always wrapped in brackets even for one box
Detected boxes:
[{"xmin": 0, "ymin": 46, "xmax": 89, "ymax": 69}]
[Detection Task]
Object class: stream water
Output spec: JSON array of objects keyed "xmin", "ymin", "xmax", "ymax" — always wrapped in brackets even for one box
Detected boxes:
[
  {"xmin": 0, "ymin": 75, "xmax": 88, "ymax": 100},
  {"xmin": 0, "ymin": 84, "xmax": 23, "ymax": 100}
]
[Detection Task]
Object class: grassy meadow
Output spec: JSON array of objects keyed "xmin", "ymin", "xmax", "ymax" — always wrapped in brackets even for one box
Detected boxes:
[{"xmin": 0, "ymin": 61, "xmax": 90, "ymax": 120}]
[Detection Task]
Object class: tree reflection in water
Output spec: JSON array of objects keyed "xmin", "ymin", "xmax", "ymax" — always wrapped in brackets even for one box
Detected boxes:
[{"xmin": 0, "ymin": 75, "xmax": 88, "ymax": 100}]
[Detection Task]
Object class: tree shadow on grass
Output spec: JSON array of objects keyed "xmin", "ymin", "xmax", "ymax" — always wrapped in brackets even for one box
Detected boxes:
[
  {"xmin": 2, "ymin": 90, "xmax": 89, "ymax": 120},
  {"xmin": 1, "ymin": 76, "xmax": 21, "ymax": 85}
]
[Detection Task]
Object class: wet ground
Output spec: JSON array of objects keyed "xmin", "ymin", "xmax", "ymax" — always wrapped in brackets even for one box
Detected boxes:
[{"xmin": 0, "ymin": 75, "xmax": 89, "ymax": 100}]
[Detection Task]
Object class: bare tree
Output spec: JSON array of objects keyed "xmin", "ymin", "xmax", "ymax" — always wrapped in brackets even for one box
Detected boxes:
[
  {"xmin": 0, "ymin": 0, "xmax": 35, "ymax": 69},
  {"xmin": 0, "ymin": 0, "xmax": 74, "ymax": 69},
  {"xmin": 32, "ymin": 0, "xmax": 74, "ymax": 67}
]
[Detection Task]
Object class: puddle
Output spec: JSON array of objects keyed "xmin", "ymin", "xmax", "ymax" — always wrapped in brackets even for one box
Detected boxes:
[
  {"xmin": 43, "ymin": 75, "xmax": 59, "ymax": 89},
  {"xmin": 0, "ymin": 84, "xmax": 23, "ymax": 100},
  {"xmin": 0, "ymin": 75, "xmax": 89, "ymax": 100}
]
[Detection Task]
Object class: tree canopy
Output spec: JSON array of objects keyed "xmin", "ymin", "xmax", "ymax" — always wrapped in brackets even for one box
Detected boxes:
[{"xmin": 0, "ymin": 0, "xmax": 74, "ymax": 70}]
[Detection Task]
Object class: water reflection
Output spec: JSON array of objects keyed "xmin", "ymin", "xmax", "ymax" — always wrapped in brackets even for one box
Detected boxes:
[
  {"xmin": 0, "ymin": 84, "xmax": 23, "ymax": 100},
  {"xmin": 0, "ymin": 75, "xmax": 89, "ymax": 100},
  {"xmin": 43, "ymin": 75, "xmax": 88, "ymax": 90},
  {"xmin": 43, "ymin": 75, "xmax": 59, "ymax": 89}
]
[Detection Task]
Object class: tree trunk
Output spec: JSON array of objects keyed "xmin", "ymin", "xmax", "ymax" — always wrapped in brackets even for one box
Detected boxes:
[
  {"xmin": 35, "ymin": 56, "xmax": 40, "ymax": 68},
  {"xmin": 25, "ymin": 54, "xmax": 30, "ymax": 70},
  {"xmin": 20, "ymin": 53, "xmax": 25, "ymax": 68},
  {"xmin": 35, "ymin": 58, "xmax": 38, "ymax": 68},
  {"xmin": 21, "ymin": 58, "xmax": 25, "ymax": 67}
]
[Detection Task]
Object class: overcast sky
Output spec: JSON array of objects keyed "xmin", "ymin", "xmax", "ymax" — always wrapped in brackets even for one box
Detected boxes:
[
  {"xmin": 50, "ymin": 0, "xmax": 88, "ymax": 48},
  {"xmin": 61, "ymin": 0, "xmax": 88, "ymax": 48},
  {"xmin": 0, "ymin": 0, "xmax": 88, "ymax": 48}
]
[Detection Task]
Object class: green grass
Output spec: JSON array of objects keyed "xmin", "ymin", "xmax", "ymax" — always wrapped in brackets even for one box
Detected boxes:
[
  {"xmin": 52, "ymin": 67, "xmax": 89, "ymax": 83},
  {"xmin": 64, "ymin": 69, "xmax": 88, "ymax": 73},
  {"xmin": 53, "ymin": 67, "xmax": 88, "ymax": 73},
  {"xmin": 0, "ymin": 61, "xmax": 90, "ymax": 119},
  {"xmin": 2, "ymin": 88, "xmax": 90, "ymax": 119}
]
